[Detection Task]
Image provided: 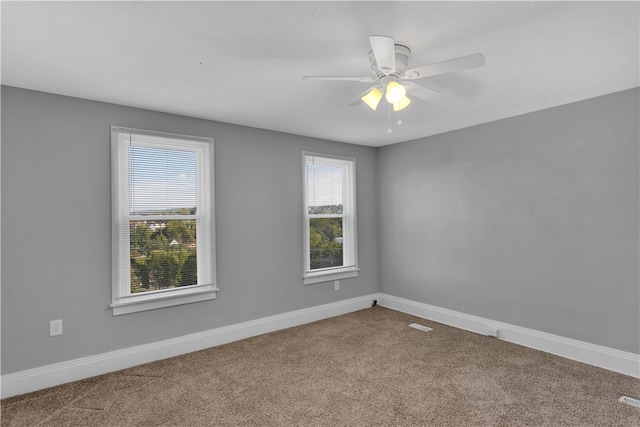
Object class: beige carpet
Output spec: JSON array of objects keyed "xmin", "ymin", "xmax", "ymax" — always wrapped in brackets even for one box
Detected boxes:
[{"xmin": 2, "ymin": 306, "xmax": 639, "ymax": 426}]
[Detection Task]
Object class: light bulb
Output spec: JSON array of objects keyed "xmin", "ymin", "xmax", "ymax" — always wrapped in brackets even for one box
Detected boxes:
[
  {"xmin": 385, "ymin": 81, "xmax": 406, "ymax": 104},
  {"xmin": 361, "ymin": 87, "xmax": 383, "ymax": 111}
]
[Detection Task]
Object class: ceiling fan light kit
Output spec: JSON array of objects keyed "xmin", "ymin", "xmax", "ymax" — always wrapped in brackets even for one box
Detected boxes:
[
  {"xmin": 303, "ymin": 35, "xmax": 485, "ymax": 116},
  {"xmin": 360, "ymin": 80, "xmax": 412, "ymax": 112}
]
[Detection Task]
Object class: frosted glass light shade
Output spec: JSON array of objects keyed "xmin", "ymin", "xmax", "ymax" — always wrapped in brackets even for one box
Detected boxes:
[
  {"xmin": 361, "ymin": 87, "xmax": 383, "ymax": 110},
  {"xmin": 393, "ymin": 95, "xmax": 411, "ymax": 111},
  {"xmin": 385, "ymin": 81, "xmax": 406, "ymax": 103}
]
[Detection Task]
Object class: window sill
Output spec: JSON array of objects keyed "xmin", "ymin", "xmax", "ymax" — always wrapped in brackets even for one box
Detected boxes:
[
  {"xmin": 111, "ymin": 285, "xmax": 218, "ymax": 316},
  {"xmin": 303, "ymin": 267, "xmax": 360, "ymax": 285}
]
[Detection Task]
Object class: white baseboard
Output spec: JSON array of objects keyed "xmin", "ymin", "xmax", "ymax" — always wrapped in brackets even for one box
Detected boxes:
[
  {"xmin": 379, "ymin": 293, "xmax": 640, "ymax": 379},
  {"xmin": 1, "ymin": 294, "xmax": 379, "ymax": 399},
  {"xmin": 4, "ymin": 292, "xmax": 635, "ymax": 399}
]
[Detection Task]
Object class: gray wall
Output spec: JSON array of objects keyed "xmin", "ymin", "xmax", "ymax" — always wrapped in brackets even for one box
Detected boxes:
[
  {"xmin": 3, "ymin": 85, "xmax": 638, "ymax": 376},
  {"xmin": 1, "ymin": 86, "xmax": 379, "ymax": 374},
  {"xmin": 378, "ymin": 88, "xmax": 639, "ymax": 353}
]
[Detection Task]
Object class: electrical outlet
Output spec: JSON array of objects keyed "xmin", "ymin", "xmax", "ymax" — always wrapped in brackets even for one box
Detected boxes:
[
  {"xmin": 50, "ymin": 319, "xmax": 63, "ymax": 336},
  {"xmin": 334, "ymin": 280, "xmax": 340, "ymax": 291}
]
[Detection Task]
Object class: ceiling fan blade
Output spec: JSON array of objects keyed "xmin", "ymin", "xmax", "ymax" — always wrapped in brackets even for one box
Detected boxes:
[
  {"xmin": 369, "ymin": 35, "xmax": 396, "ymax": 75},
  {"xmin": 402, "ymin": 53, "xmax": 485, "ymax": 80},
  {"xmin": 402, "ymin": 81, "xmax": 442, "ymax": 102},
  {"xmin": 302, "ymin": 76, "xmax": 377, "ymax": 83}
]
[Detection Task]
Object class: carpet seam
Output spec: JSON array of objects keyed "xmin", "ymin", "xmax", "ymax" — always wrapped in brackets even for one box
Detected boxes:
[{"xmin": 33, "ymin": 377, "xmax": 111, "ymax": 427}]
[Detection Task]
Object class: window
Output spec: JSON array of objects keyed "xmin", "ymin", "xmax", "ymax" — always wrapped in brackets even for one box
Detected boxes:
[
  {"xmin": 303, "ymin": 152, "xmax": 358, "ymax": 284},
  {"xmin": 111, "ymin": 126, "xmax": 217, "ymax": 315}
]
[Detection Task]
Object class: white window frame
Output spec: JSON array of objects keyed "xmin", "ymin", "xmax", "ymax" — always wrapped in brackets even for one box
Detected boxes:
[
  {"xmin": 111, "ymin": 126, "xmax": 217, "ymax": 315},
  {"xmin": 302, "ymin": 152, "xmax": 358, "ymax": 285}
]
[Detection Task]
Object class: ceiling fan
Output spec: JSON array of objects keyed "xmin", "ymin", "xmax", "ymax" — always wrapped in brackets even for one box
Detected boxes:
[{"xmin": 303, "ymin": 36, "xmax": 485, "ymax": 112}]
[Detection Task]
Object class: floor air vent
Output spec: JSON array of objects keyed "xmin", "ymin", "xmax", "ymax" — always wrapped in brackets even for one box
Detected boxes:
[
  {"xmin": 619, "ymin": 396, "xmax": 640, "ymax": 408},
  {"xmin": 409, "ymin": 323, "xmax": 433, "ymax": 332}
]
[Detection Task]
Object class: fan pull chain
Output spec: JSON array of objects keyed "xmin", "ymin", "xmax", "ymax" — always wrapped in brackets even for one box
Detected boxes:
[{"xmin": 386, "ymin": 105, "xmax": 404, "ymax": 134}]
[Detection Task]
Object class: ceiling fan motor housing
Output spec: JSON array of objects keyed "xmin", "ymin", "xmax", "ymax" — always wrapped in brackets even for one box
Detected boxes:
[{"xmin": 369, "ymin": 44, "xmax": 411, "ymax": 78}]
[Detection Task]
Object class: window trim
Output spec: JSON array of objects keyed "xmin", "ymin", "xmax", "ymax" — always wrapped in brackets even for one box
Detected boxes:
[
  {"xmin": 302, "ymin": 152, "xmax": 358, "ymax": 285},
  {"xmin": 111, "ymin": 126, "xmax": 217, "ymax": 315}
]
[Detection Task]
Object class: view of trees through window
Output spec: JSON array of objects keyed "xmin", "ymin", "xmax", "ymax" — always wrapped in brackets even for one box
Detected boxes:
[
  {"xmin": 309, "ymin": 205, "xmax": 343, "ymax": 270},
  {"xmin": 129, "ymin": 211, "xmax": 197, "ymax": 293}
]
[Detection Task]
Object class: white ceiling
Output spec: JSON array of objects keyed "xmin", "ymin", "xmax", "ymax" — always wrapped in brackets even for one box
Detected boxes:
[{"xmin": 2, "ymin": 1, "xmax": 638, "ymax": 147}]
